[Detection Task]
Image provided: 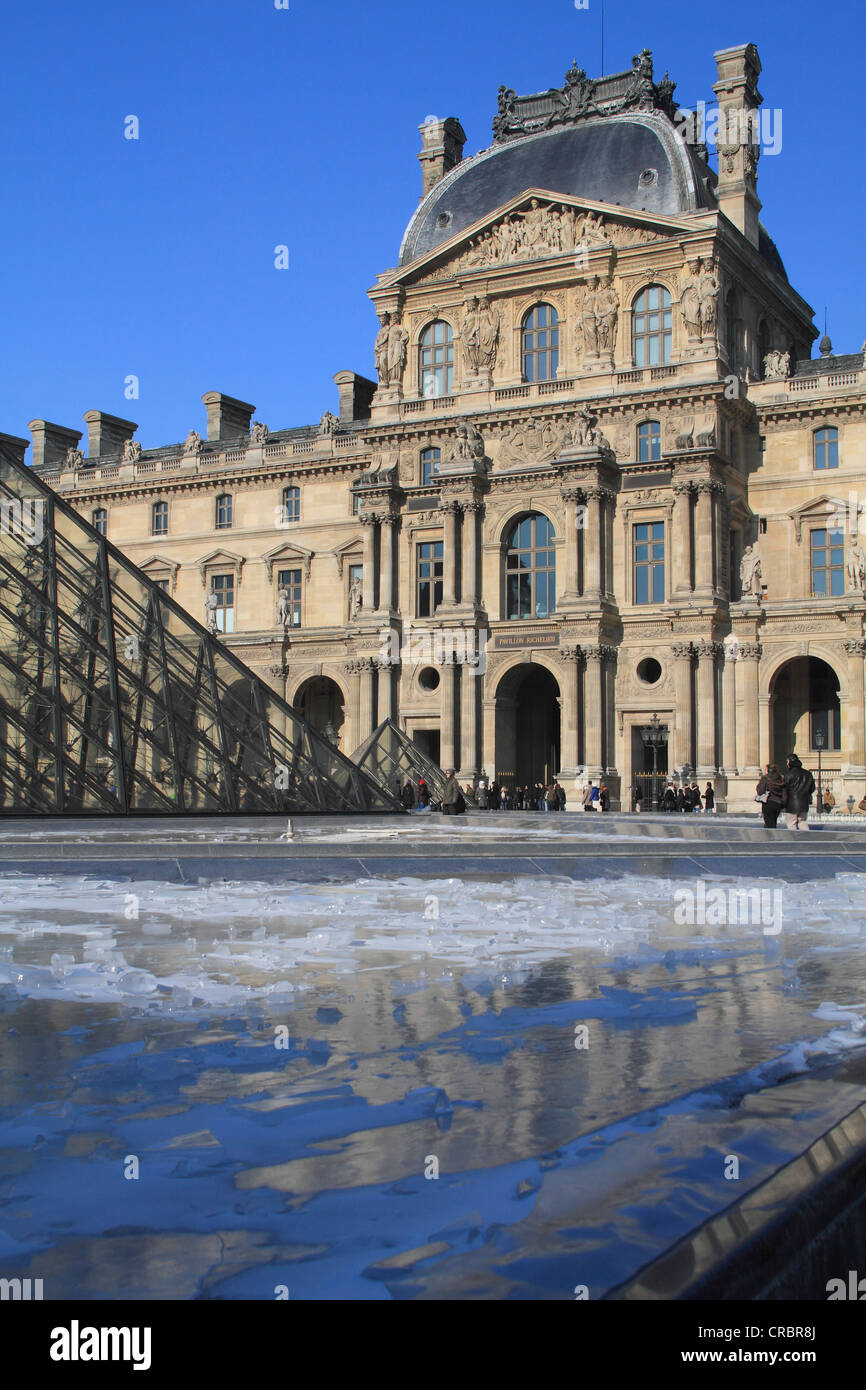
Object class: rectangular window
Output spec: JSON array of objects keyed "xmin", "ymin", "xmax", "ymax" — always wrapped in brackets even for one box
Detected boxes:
[
  {"xmin": 421, "ymin": 448, "xmax": 440, "ymax": 486},
  {"xmin": 211, "ymin": 574, "xmax": 235, "ymax": 632},
  {"xmin": 216, "ymin": 495, "xmax": 233, "ymax": 529},
  {"xmin": 811, "ymin": 528, "xmax": 844, "ymax": 597},
  {"xmin": 152, "ymin": 501, "xmax": 168, "ymax": 536},
  {"xmin": 278, "ymin": 568, "xmax": 302, "ymax": 628},
  {"xmin": 814, "ymin": 428, "xmax": 839, "ymax": 470},
  {"xmin": 634, "ymin": 521, "xmax": 665, "ymax": 604},
  {"xmin": 416, "ymin": 541, "xmax": 443, "ymax": 617},
  {"xmin": 154, "ymin": 579, "xmax": 169, "ymax": 592}
]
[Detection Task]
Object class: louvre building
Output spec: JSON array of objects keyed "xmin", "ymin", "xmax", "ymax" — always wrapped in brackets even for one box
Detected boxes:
[{"xmin": 5, "ymin": 42, "xmax": 865, "ymax": 813}]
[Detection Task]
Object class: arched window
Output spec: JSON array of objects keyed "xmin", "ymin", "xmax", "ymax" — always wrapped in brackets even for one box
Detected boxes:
[
  {"xmin": 633, "ymin": 286, "xmax": 672, "ymax": 367},
  {"xmin": 814, "ymin": 427, "xmax": 839, "ymax": 470},
  {"xmin": 419, "ymin": 321, "xmax": 454, "ymax": 398},
  {"xmin": 522, "ymin": 304, "xmax": 559, "ymax": 382},
  {"xmin": 637, "ymin": 421, "xmax": 661, "ymax": 462},
  {"xmin": 215, "ymin": 493, "xmax": 233, "ymax": 529},
  {"xmin": 505, "ymin": 513, "xmax": 556, "ymax": 619},
  {"xmin": 281, "ymin": 485, "xmax": 300, "ymax": 523},
  {"xmin": 92, "ymin": 507, "xmax": 107, "ymax": 537},
  {"xmin": 151, "ymin": 501, "xmax": 168, "ymax": 536},
  {"xmin": 420, "ymin": 447, "xmax": 440, "ymax": 485}
]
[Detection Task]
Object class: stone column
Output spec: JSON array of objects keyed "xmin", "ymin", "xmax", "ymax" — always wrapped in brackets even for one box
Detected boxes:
[
  {"xmin": 459, "ymin": 657, "xmax": 478, "ymax": 778},
  {"xmin": 379, "ymin": 513, "xmax": 396, "ymax": 613},
  {"xmin": 715, "ymin": 485, "xmax": 728, "ymax": 597},
  {"xmin": 460, "ymin": 500, "xmax": 481, "ymax": 608},
  {"xmin": 440, "ymin": 654, "xmax": 458, "ymax": 769},
  {"xmin": 376, "ymin": 658, "xmax": 394, "ymax": 724},
  {"xmin": 736, "ymin": 642, "xmax": 762, "ymax": 775},
  {"xmin": 583, "ymin": 646, "xmax": 604, "ymax": 774},
  {"xmin": 671, "ymin": 641, "xmax": 694, "ymax": 771},
  {"xmin": 440, "ymin": 501, "xmax": 460, "ymax": 606},
  {"xmin": 584, "ymin": 488, "xmax": 603, "ymax": 600},
  {"xmin": 361, "ymin": 513, "xmax": 378, "ymax": 612},
  {"xmin": 602, "ymin": 488, "xmax": 616, "ymax": 600},
  {"xmin": 358, "ymin": 657, "xmax": 377, "ymax": 739},
  {"xmin": 671, "ymin": 481, "xmax": 693, "ymax": 595},
  {"xmin": 845, "ymin": 638, "xmax": 866, "ymax": 775},
  {"xmin": 694, "ymin": 481, "xmax": 716, "ymax": 595},
  {"xmin": 560, "ymin": 489, "xmax": 581, "ymax": 599},
  {"xmin": 601, "ymin": 643, "xmax": 617, "ymax": 770},
  {"xmin": 559, "ymin": 644, "xmax": 582, "ymax": 773},
  {"xmin": 721, "ymin": 646, "xmax": 737, "ymax": 773},
  {"xmin": 341, "ymin": 658, "xmax": 361, "ymax": 756},
  {"xmin": 695, "ymin": 639, "xmax": 719, "ymax": 776}
]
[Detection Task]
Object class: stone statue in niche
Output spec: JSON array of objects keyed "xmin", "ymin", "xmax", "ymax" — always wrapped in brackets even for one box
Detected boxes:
[
  {"xmin": 386, "ymin": 314, "xmax": 409, "ymax": 385},
  {"xmin": 462, "ymin": 296, "xmax": 482, "ymax": 372},
  {"xmin": 374, "ymin": 313, "xmax": 391, "ymax": 384},
  {"xmin": 697, "ymin": 259, "xmax": 720, "ymax": 336},
  {"xmin": 204, "ymin": 590, "xmax": 220, "ymax": 633},
  {"xmin": 762, "ymin": 349, "xmax": 791, "ymax": 381},
  {"xmin": 593, "ymin": 275, "xmax": 619, "ymax": 353},
  {"xmin": 739, "ymin": 544, "xmax": 763, "ymax": 601},
  {"xmin": 476, "ymin": 296, "xmax": 500, "ymax": 369},
  {"xmin": 680, "ymin": 260, "xmax": 702, "ymax": 338},
  {"xmin": 847, "ymin": 543, "xmax": 866, "ymax": 595},
  {"xmin": 348, "ymin": 575, "xmax": 363, "ymax": 619},
  {"xmin": 576, "ymin": 278, "xmax": 600, "ymax": 355},
  {"xmin": 276, "ymin": 585, "xmax": 289, "ymax": 626}
]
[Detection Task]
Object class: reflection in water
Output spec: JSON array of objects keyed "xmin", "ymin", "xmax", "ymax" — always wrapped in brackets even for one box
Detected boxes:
[{"xmin": 0, "ymin": 871, "xmax": 865, "ymax": 1299}]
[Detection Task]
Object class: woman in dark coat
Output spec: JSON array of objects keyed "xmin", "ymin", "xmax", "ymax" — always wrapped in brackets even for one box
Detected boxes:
[
  {"xmin": 400, "ymin": 781, "xmax": 415, "ymax": 810},
  {"xmin": 756, "ymin": 763, "xmax": 785, "ymax": 828},
  {"xmin": 703, "ymin": 783, "xmax": 715, "ymax": 812},
  {"xmin": 441, "ymin": 769, "xmax": 465, "ymax": 815},
  {"xmin": 663, "ymin": 784, "xmax": 676, "ymax": 812},
  {"xmin": 599, "ymin": 784, "xmax": 610, "ymax": 812},
  {"xmin": 675, "ymin": 786, "xmax": 685, "ymax": 812},
  {"xmin": 783, "ymin": 753, "xmax": 815, "ymax": 830}
]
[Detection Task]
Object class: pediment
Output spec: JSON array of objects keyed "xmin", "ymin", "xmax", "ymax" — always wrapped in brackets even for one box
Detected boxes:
[
  {"xmin": 788, "ymin": 494, "xmax": 849, "ymax": 542},
  {"xmin": 138, "ymin": 553, "xmax": 181, "ymax": 593},
  {"xmin": 262, "ymin": 540, "xmax": 315, "ymax": 581},
  {"xmin": 196, "ymin": 548, "xmax": 246, "ymax": 584},
  {"xmin": 329, "ymin": 536, "xmax": 363, "ymax": 577},
  {"xmin": 381, "ymin": 189, "xmax": 692, "ymax": 289}
]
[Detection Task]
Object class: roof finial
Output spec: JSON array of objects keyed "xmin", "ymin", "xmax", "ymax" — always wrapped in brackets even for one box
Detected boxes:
[{"xmin": 819, "ymin": 307, "xmax": 832, "ymax": 357}]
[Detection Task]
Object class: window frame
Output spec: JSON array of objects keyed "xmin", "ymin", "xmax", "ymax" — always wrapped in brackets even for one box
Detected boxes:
[
  {"xmin": 210, "ymin": 573, "xmax": 235, "ymax": 633},
  {"xmin": 416, "ymin": 539, "xmax": 444, "ymax": 618},
  {"xmin": 810, "ymin": 526, "xmax": 845, "ymax": 598},
  {"xmin": 504, "ymin": 513, "xmax": 556, "ymax": 620},
  {"xmin": 277, "ymin": 567, "xmax": 303, "ymax": 629},
  {"xmin": 522, "ymin": 303, "xmax": 560, "ymax": 383},
  {"xmin": 637, "ymin": 420, "xmax": 662, "ymax": 463},
  {"xmin": 419, "ymin": 320, "xmax": 454, "ymax": 399},
  {"xmin": 281, "ymin": 485, "xmax": 300, "ymax": 523},
  {"xmin": 91, "ymin": 507, "xmax": 108, "ymax": 537},
  {"xmin": 151, "ymin": 500, "xmax": 168, "ymax": 537},
  {"xmin": 420, "ymin": 447, "xmax": 440, "ymax": 486},
  {"xmin": 633, "ymin": 286, "xmax": 672, "ymax": 368},
  {"xmin": 813, "ymin": 426, "xmax": 839, "ymax": 471},
  {"xmin": 633, "ymin": 519, "xmax": 666, "ymax": 605},
  {"xmin": 215, "ymin": 493, "xmax": 233, "ymax": 530}
]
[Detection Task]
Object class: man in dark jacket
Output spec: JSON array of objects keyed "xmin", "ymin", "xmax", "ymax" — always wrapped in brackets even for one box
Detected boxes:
[
  {"xmin": 400, "ymin": 781, "xmax": 416, "ymax": 810},
  {"xmin": 441, "ymin": 769, "xmax": 465, "ymax": 816},
  {"xmin": 783, "ymin": 753, "xmax": 815, "ymax": 830}
]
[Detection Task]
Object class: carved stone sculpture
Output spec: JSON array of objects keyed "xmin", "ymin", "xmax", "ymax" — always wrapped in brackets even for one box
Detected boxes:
[
  {"xmin": 577, "ymin": 277, "xmax": 599, "ymax": 355},
  {"xmin": 697, "ymin": 259, "xmax": 719, "ymax": 337},
  {"xmin": 739, "ymin": 544, "xmax": 763, "ymax": 600},
  {"xmin": 374, "ymin": 313, "xmax": 391, "ymax": 384},
  {"xmin": 318, "ymin": 411, "xmax": 339, "ymax": 436},
  {"xmin": 762, "ymin": 349, "xmax": 791, "ymax": 381},
  {"xmin": 66, "ymin": 447, "xmax": 85, "ymax": 468},
  {"xmin": 593, "ymin": 275, "xmax": 619, "ymax": 353},
  {"xmin": 121, "ymin": 438, "xmax": 142, "ymax": 463},
  {"xmin": 276, "ymin": 585, "xmax": 289, "ymax": 626},
  {"xmin": 204, "ymin": 591, "xmax": 220, "ymax": 633},
  {"xmin": 183, "ymin": 430, "xmax": 203, "ymax": 456},
  {"xmin": 251, "ymin": 420, "xmax": 270, "ymax": 443},
  {"xmin": 386, "ymin": 314, "xmax": 409, "ymax": 385},
  {"xmin": 847, "ymin": 543, "xmax": 866, "ymax": 595},
  {"xmin": 348, "ymin": 575, "xmax": 363, "ymax": 619},
  {"xmin": 679, "ymin": 260, "xmax": 702, "ymax": 338},
  {"xmin": 476, "ymin": 296, "xmax": 500, "ymax": 370}
]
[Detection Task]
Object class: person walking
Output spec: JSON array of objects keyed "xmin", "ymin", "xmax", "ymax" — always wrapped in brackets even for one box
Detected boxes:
[
  {"xmin": 499, "ymin": 783, "xmax": 510, "ymax": 812},
  {"xmin": 756, "ymin": 763, "xmax": 785, "ymax": 828},
  {"xmin": 633, "ymin": 783, "xmax": 643, "ymax": 813},
  {"xmin": 441, "ymin": 769, "xmax": 465, "ymax": 816},
  {"xmin": 599, "ymin": 784, "xmax": 610, "ymax": 812},
  {"xmin": 555, "ymin": 781, "xmax": 566, "ymax": 811},
  {"xmin": 663, "ymin": 783, "xmax": 676, "ymax": 813},
  {"xmin": 490, "ymin": 780, "xmax": 500, "ymax": 810},
  {"xmin": 703, "ymin": 782, "xmax": 715, "ymax": 813},
  {"xmin": 689, "ymin": 781, "xmax": 701, "ymax": 811},
  {"xmin": 783, "ymin": 753, "xmax": 815, "ymax": 830},
  {"xmin": 477, "ymin": 773, "xmax": 489, "ymax": 810},
  {"xmin": 675, "ymin": 785, "xmax": 685, "ymax": 813},
  {"xmin": 545, "ymin": 782, "xmax": 558, "ymax": 813}
]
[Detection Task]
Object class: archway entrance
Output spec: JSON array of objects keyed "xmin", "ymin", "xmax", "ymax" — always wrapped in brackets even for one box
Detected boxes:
[
  {"xmin": 770, "ymin": 656, "xmax": 840, "ymax": 766},
  {"xmin": 294, "ymin": 676, "xmax": 345, "ymax": 747},
  {"xmin": 495, "ymin": 663, "xmax": 560, "ymax": 787}
]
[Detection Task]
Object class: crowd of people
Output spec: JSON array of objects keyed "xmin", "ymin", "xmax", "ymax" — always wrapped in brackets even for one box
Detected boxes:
[{"xmin": 638, "ymin": 781, "xmax": 715, "ymax": 813}]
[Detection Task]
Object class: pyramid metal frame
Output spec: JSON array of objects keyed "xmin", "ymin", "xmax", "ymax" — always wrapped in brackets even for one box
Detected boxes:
[
  {"xmin": 352, "ymin": 717, "xmax": 449, "ymax": 804},
  {"xmin": 0, "ymin": 445, "xmax": 400, "ymax": 816}
]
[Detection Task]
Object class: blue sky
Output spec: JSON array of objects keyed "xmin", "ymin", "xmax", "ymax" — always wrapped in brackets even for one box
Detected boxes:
[{"xmin": 1, "ymin": 0, "xmax": 863, "ymax": 450}]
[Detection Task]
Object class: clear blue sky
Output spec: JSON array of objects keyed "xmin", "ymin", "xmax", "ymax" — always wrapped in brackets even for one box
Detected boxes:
[{"xmin": 1, "ymin": 0, "xmax": 863, "ymax": 450}]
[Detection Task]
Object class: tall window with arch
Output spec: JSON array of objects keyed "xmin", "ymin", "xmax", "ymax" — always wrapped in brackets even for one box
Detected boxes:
[
  {"xmin": 505, "ymin": 513, "xmax": 556, "ymax": 619},
  {"xmin": 637, "ymin": 421, "xmax": 661, "ymax": 462},
  {"xmin": 420, "ymin": 447, "xmax": 440, "ymax": 486},
  {"xmin": 281, "ymin": 485, "xmax": 300, "ymax": 522},
  {"xmin": 814, "ymin": 427, "xmax": 839, "ymax": 470},
  {"xmin": 419, "ymin": 321, "xmax": 454, "ymax": 398},
  {"xmin": 633, "ymin": 286, "xmax": 672, "ymax": 367},
  {"xmin": 522, "ymin": 304, "xmax": 559, "ymax": 382}
]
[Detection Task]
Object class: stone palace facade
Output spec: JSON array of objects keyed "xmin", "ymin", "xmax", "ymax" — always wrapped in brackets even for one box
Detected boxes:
[{"xmin": 7, "ymin": 42, "xmax": 866, "ymax": 811}]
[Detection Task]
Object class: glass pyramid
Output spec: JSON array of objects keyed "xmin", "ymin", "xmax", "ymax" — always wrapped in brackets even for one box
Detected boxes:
[
  {"xmin": 352, "ymin": 718, "xmax": 448, "ymax": 804},
  {"xmin": 0, "ymin": 445, "xmax": 400, "ymax": 816}
]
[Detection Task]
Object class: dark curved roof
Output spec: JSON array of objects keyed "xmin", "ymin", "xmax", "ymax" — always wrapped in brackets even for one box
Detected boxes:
[{"xmin": 400, "ymin": 115, "xmax": 712, "ymax": 266}]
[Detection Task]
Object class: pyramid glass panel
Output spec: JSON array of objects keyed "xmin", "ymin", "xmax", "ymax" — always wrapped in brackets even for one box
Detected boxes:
[
  {"xmin": 0, "ymin": 447, "xmax": 400, "ymax": 816},
  {"xmin": 352, "ymin": 718, "xmax": 448, "ymax": 804}
]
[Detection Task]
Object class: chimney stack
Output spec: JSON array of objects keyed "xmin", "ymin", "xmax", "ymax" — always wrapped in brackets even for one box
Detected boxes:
[
  {"xmin": 712, "ymin": 43, "xmax": 763, "ymax": 248},
  {"xmin": 28, "ymin": 420, "xmax": 83, "ymax": 469},
  {"xmin": 333, "ymin": 371, "xmax": 377, "ymax": 424},
  {"xmin": 83, "ymin": 411, "xmax": 138, "ymax": 459},
  {"xmin": 417, "ymin": 117, "xmax": 466, "ymax": 199},
  {"xmin": 201, "ymin": 392, "xmax": 256, "ymax": 441},
  {"xmin": 0, "ymin": 433, "xmax": 30, "ymax": 470}
]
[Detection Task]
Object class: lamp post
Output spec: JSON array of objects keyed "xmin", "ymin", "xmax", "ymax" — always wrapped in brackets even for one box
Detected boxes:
[
  {"xmin": 815, "ymin": 727, "xmax": 825, "ymax": 817},
  {"xmin": 639, "ymin": 713, "xmax": 669, "ymax": 812}
]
